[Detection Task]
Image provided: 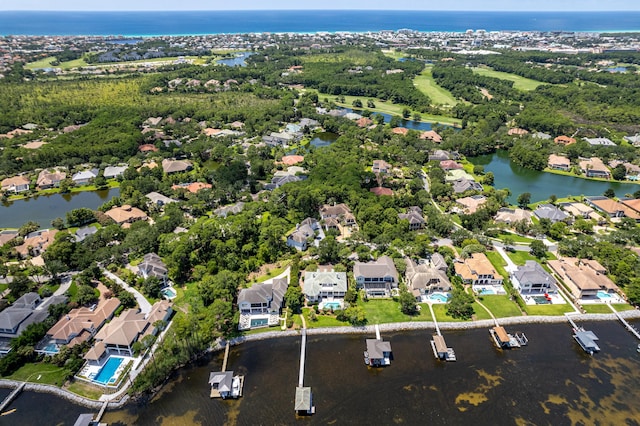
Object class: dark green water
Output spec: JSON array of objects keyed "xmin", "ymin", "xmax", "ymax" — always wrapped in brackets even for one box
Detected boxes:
[
  {"xmin": 4, "ymin": 320, "xmax": 640, "ymax": 425},
  {"xmin": 0, "ymin": 188, "xmax": 119, "ymax": 228},
  {"xmin": 469, "ymin": 150, "xmax": 640, "ymax": 203}
]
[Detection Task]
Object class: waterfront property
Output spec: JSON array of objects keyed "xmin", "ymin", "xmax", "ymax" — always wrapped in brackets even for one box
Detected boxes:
[
  {"xmin": 579, "ymin": 157, "xmax": 611, "ymax": 179},
  {"xmin": 430, "ymin": 334, "xmax": 456, "ymax": 361},
  {"xmin": 302, "ymin": 266, "xmax": 347, "ymax": 306},
  {"xmin": 237, "ymin": 277, "xmax": 288, "ymax": 330},
  {"xmin": 547, "ymin": 257, "xmax": 620, "ymax": 300},
  {"xmin": 584, "ymin": 196, "xmax": 640, "ymax": 221},
  {"xmin": 559, "ymin": 202, "xmax": 605, "ymax": 224},
  {"xmin": 547, "ymin": 154, "xmax": 571, "ymax": 172},
  {"xmin": 489, "ymin": 326, "xmax": 528, "ymax": 349},
  {"xmin": 511, "ymin": 261, "xmax": 558, "ymax": 296},
  {"xmin": 405, "ymin": 257, "xmax": 451, "ymax": 301},
  {"xmin": 454, "ymin": 253, "xmax": 504, "ymax": 293},
  {"xmin": 354, "ymin": 255, "xmax": 399, "ymax": 298},
  {"xmin": 209, "ymin": 371, "xmax": 244, "ymax": 399},
  {"xmin": 104, "ymin": 204, "xmax": 148, "ymax": 227},
  {"xmin": 365, "ymin": 337, "xmax": 392, "ymax": 367},
  {"xmin": 0, "ymin": 293, "xmax": 58, "ymax": 354},
  {"xmin": 14, "ymin": 229, "xmax": 58, "ymax": 258},
  {"xmin": 71, "ymin": 168, "xmax": 99, "ymax": 185},
  {"xmin": 494, "ymin": 208, "xmax": 532, "ymax": 225},
  {"xmin": 1, "ymin": 175, "xmax": 30, "ymax": 193},
  {"xmin": 533, "ymin": 204, "xmax": 568, "ymax": 223},
  {"xmin": 36, "ymin": 168, "xmax": 66, "ymax": 189}
]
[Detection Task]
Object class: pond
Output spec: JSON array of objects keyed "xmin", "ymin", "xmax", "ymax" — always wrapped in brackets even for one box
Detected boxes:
[
  {"xmin": 340, "ymin": 107, "xmax": 437, "ymax": 131},
  {"xmin": 216, "ymin": 51, "xmax": 253, "ymax": 67},
  {"xmin": 468, "ymin": 150, "xmax": 639, "ymax": 203},
  {"xmin": 309, "ymin": 131, "xmax": 339, "ymax": 148},
  {"xmin": 0, "ymin": 188, "xmax": 120, "ymax": 228}
]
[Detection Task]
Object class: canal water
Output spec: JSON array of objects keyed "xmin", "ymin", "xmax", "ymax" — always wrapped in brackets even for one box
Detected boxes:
[
  {"xmin": 0, "ymin": 188, "xmax": 120, "ymax": 229},
  {"xmin": 469, "ymin": 150, "xmax": 640, "ymax": 203},
  {"xmin": 6, "ymin": 320, "xmax": 638, "ymax": 425}
]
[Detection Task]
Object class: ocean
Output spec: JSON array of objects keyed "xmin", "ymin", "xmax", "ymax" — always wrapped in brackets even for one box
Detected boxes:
[{"xmin": 0, "ymin": 10, "xmax": 639, "ymax": 37}]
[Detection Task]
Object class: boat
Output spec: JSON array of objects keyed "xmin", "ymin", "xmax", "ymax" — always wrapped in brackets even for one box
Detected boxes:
[
  {"xmin": 363, "ymin": 351, "xmax": 370, "ymax": 365},
  {"xmin": 637, "ymin": 344, "xmax": 640, "ymax": 353}
]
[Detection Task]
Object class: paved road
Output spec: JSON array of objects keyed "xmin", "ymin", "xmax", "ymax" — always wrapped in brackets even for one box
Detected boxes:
[{"xmin": 101, "ymin": 268, "xmax": 152, "ymax": 314}]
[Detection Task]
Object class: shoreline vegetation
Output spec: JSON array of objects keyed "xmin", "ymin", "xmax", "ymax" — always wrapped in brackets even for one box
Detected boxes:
[{"xmin": 2, "ymin": 310, "xmax": 639, "ymax": 410}]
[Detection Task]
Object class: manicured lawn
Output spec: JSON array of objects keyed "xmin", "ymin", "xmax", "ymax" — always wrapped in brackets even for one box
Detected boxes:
[
  {"xmin": 507, "ymin": 250, "xmax": 556, "ymax": 265},
  {"xmin": 251, "ymin": 262, "xmax": 290, "ymax": 284},
  {"xmin": 485, "ymin": 251, "xmax": 509, "ymax": 280},
  {"xmin": 471, "ymin": 66, "xmax": 544, "ymax": 91},
  {"xmin": 66, "ymin": 381, "xmax": 104, "ymax": 400},
  {"xmin": 525, "ymin": 304, "xmax": 575, "ymax": 316},
  {"xmin": 360, "ymin": 299, "xmax": 433, "ymax": 324},
  {"xmin": 7, "ymin": 363, "xmax": 69, "ymax": 386},
  {"xmin": 429, "ymin": 302, "xmax": 492, "ymax": 322},
  {"xmin": 316, "ymin": 92, "xmax": 462, "ymax": 126},
  {"xmin": 477, "ymin": 295, "xmax": 523, "ymax": 318},
  {"xmin": 413, "ymin": 67, "xmax": 458, "ymax": 106},
  {"xmin": 305, "ymin": 311, "xmax": 350, "ymax": 328},
  {"xmin": 582, "ymin": 304, "xmax": 635, "ymax": 314},
  {"xmin": 498, "ymin": 233, "xmax": 535, "ymax": 244}
]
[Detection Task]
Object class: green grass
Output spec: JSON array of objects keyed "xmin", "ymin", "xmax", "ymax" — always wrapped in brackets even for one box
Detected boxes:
[
  {"xmin": 525, "ymin": 303, "xmax": 574, "ymax": 316},
  {"xmin": 485, "ymin": 251, "xmax": 509, "ymax": 280},
  {"xmin": 7, "ymin": 363, "xmax": 69, "ymax": 386},
  {"xmin": 477, "ymin": 295, "xmax": 523, "ymax": 318},
  {"xmin": 413, "ymin": 66, "xmax": 458, "ymax": 106},
  {"xmin": 316, "ymin": 92, "xmax": 462, "ymax": 126},
  {"xmin": 304, "ymin": 310, "xmax": 350, "ymax": 328},
  {"xmin": 66, "ymin": 381, "xmax": 104, "ymax": 400},
  {"xmin": 360, "ymin": 299, "xmax": 433, "ymax": 324},
  {"xmin": 429, "ymin": 302, "xmax": 492, "ymax": 322},
  {"xmin": 582, "ymin": 303, "xmax": 635, "ymax": 314},
  {"xmin": 497, "ymin": 233, "xmax": 536, "ymax": 244},
  {"xmin": 471, "ymin": 66, "xmax": 544, "ymax": 91},
  {"xmin": 67, "ymin": 282, "xmax": 78, "ymax": 298}
]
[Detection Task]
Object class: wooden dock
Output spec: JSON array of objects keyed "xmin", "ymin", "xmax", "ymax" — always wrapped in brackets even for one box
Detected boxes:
[
  {"xmin": 294, "ymin": 328, "xmax": 314, "ymax": 414},
  {"xmin": 606, "ymin": 303, "xmax": 640, "ymax": 341},
  {"xmin": 428, "ymin": 303, "xmax": 456, "ymax": 361},
  {"xmin": 222, "ymin": 341, "xmax": 230, "ymax": 372},
  {"xmin": 94, "ymin": 400, "xmax": 109, "ymax": 423},
  {"xmin": 0, "ymin": 382, "xmax": 25, "ymax": 413}
]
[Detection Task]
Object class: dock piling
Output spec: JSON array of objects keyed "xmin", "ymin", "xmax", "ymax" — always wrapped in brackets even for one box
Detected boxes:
[{"xmin": 0, "ymin": 382, "xmax": 25, "ymax": 413}]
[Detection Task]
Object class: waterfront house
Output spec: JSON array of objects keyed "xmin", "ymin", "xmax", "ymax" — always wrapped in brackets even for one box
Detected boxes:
[
  {"xmin": 452, "ymin": 178, "xmax": 483, "ymax": 193},
  {"xmin": 262, "ymin": 132, "xmax": 298, "ymax": 147},
  {"xmin": 209, "ymin": 371, "xmax": 243, "ymax": 399},
  {"xmin": 162, "ymin": 159, "xmax": 192, "ymax": 174},
  {"xmin": 84, "ymin": 300, "xmax": 173, "ymax": 362},
  {"xmin": 14, "ymin": 229, "xmax": 58, "ymax": 258},
  {"xmin": 579, "ymin": 157, "xmax": 610, "ymax": 179},
  {"xmin": 356, "ymin": 117, "xmax": 373, "ymax": 128},
  {"xmin": 620, "ymin": 198, "xmax": 640, "ymax": 217},
  {"xmin": 38, "ymin": 297, "xmax": 121, "ymax": 354},
  {"xmin": 439, "ymin": 160, "xmax": 463, "ymax": 171},
  {"xmin": 354, "ymin": 255, "xmax": 398, "ymax": 298},
  {"xmin": 511, "ymin": 261, "xmax": 558, "ymax": 295},
  {"xmin": 454, "ymin": 253, "xmax": 503, "ymax": 288},
  {"xmin": 405, "ymin": 258, "xmax": 451, "ymax": 300},
  {"xmin": 0, "ymin": 230, "xmax": 18, "ymax": 247},
  {"xmin": 105, "ymin": 205, "xmax": 148, "ymax": 227},
  {"xmin": 75, "ymin": 226, "xmax": 98, "ymax": 242},
  {"xmin": 398, "ymin": 206, "xmax": 425, "ymax": 230},
  {"xmin": 494, "ymin": 208, "xmax": 532, "ymax": 225},
  {"xmin": 585, "ymin": 196, "xmax": 640, "ymax": 221},
  {"xmin": 1, "ymin": 175, "xmax": 30, "ymax": 193},
  {"xmin": 420, "ymin": 130, "xmax": 442, "ymax": 143},
  {"xmin": 36, "ymin": 168, "xmax": 66, "ymax": 189},
  {"xmin": 559, "ymin": 202, "xmax": 604, "ymax": 223},
  {"xmin": 455, "ymin": 195, "xmax": 487, "ymax": 214},
  {"xmin": 584, "ymin": 137, "xmax": 615, "ymax": 147},
  {"xmin": 365, "ymin": 338, "xmax": 392, "ymax": 366},
  {"xmin": 534, "ymin": 204, "xmax": 569, "ymax": 223},
  {"xmin": 391, "ymin": 127, "xmax": 409, "ymax": 136},
  {"xmin": 445, "ymin": 169, "xmax": 475, "ymax": 182},
  {"xmin": 138, "ymin": 253, "xmax": 168, "ymax": 286},
  {"xmin": 71, "ymin": 168, "xmax": 99, "ymax": 185},
  {"xmin": 103, "ymin": 166, "xmax": 128, "ymax": 179},
  {"xmin": 548, "ymin": 154, "xmax": 571, "ymax": 171},
  {"xmin": 372, "ymin": 159, "xmax": 392, "ymax": 174},
  {"xmin": 302, "ymin": 266, "xmax": 347, "ymax": 304},
  {"xmin": 547, "ymin": 257, "xmax": 619, "ymax": 299},
  {"xmin": 237, "ymin": 277, "xmax": 288, "ymax": 330},
  {"xmin": 287, "ymin": 220, "xmax": 319, "ymax": 251}
]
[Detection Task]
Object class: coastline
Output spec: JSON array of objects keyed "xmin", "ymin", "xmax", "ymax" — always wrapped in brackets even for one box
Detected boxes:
[{"xmin": 1, "ymin": 310, "xmax": 638, "ymax": 410}]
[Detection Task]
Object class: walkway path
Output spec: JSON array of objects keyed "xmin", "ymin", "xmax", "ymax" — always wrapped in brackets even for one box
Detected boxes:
[
  {"xmin": 101, "ymin": 268, "xmax": 151, "ymax": 314},
  {"xmin": 467, "ymin": 285, "xmax": 498, "ymax": 326}
]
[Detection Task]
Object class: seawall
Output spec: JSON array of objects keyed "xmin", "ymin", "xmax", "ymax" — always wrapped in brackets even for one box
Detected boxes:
[{"xmin": 0, "ymin": 380, "xmax": 129, "ymax": 409}]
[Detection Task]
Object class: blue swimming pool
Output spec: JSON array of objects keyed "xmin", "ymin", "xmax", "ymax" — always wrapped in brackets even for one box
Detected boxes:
[
  {"xmin": 43, "ymin": 343, "xmax": 59, "ymax": 353},
  {"xmin": 162, "ymin": 287, "xmax": 177, "ymax": 298},
  {"xmin": 429, "ymin": 293, "xmax": 450, "ymax": 303},
  {"xmin": 323, "ymin": 302, "xmax": 342, "ymax": 310},
  {"xmin": 93, "ymin": 357, "xmax": 124, "ymax": 385},
  {"xmin": 250, "ymin": 318, "xmax": 269, "ymax": 327},
  {"xmin": 597, "ymin": 291, "xmax": 612, "ymax": 299},
  {"xmin": 479, "ymin": 289, "xmax": 496, "ymax": 295}
]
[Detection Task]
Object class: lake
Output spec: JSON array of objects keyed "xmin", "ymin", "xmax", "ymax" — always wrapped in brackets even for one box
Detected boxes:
[
  {"xmin": 216, "ymin": 52, "xmax": 252, "ymax": 67},
  {"xmin": 341, "ymin": 107, "xmax": 437, "ymax": 131},
  {"xmin": 0, "ymin": 188, "xmax": 120, "ymax": 229},
  {"xmin": 468, "ymin": 150, "xmax": 639, "ymax": 203},
  {"xmin": 6, "ymin": 320, "xmax": 639, "ymax": 425}
]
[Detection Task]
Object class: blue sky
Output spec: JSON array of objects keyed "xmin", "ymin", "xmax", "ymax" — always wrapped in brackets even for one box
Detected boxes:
[{"xmin": 1, "ymin": 1, "xmax": 639, "ymax": 11}]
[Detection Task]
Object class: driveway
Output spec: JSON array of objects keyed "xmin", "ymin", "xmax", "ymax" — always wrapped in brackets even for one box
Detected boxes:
[
  {"xmin": 101, "ymin": 268, "xmax": 152, "ymax": 314},
  {"xmin": 494, "ymin": 245, "xmax": 518, "ymax": 274}
]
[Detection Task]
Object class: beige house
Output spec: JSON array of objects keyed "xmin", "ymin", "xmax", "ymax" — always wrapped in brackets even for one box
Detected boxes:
[
  {"xmin": 455, "ymin": 195, "xmax": 487, "ymax": 214},
  {"xmin": 494, "ymin": 208, "xmax": 532, "ymax": 225},
  {"xmin": 579, "ymin": 157, "xmax": 610, "ymax": 179},
  {"xmin": 36, "ymin": 168, "xmax": 66, "ymax": 189},
  {"xmin": 405, "ymin": 258, "xmax": 451, "ymax": 299},
  {"xmin": 548, "ymin": 154, "xmax": 571, "ymax": 171},
  {"xmin": 105, "ymin": 205, "xmax": 148, "ymax": 227},
  {"xmin": 14, "ymin": 229, "xmax": 58, "ymax": 258},
  {"xmin": 162, "ymin": 158, "xmax": 192, "ymax": 174},
  {"xmin": 1, "ymin": 175, "xmax": 30, "ymax": 193},
  {"xmin": 547, "ymin": 257, "xmax": 619, "ymax": 299},
  {"xmin": 454, "ymin": 253, "xmax": 503, "ymax": 288}
]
